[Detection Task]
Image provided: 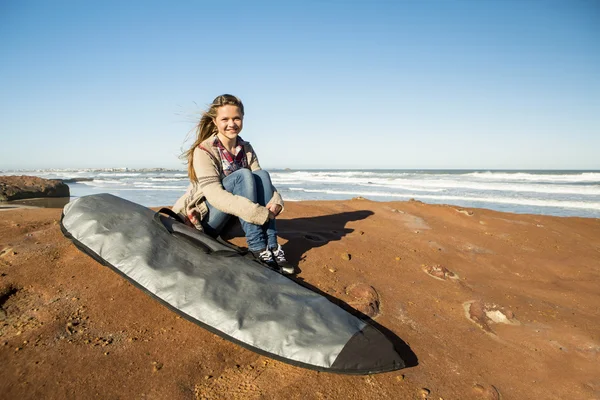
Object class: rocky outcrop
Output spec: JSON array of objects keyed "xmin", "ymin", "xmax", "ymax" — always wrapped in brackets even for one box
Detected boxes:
[{"xmin": 0, "ymin": 176, "xmax": 70, "ymax": 201}]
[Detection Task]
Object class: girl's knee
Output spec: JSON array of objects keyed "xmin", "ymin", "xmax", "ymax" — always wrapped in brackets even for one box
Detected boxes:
[
  {"xmin": 231, "ymin": 168, "xmax": 254, "ymax": 182},
  {"xmin": 253, "ymin": 169, "xmax": 272, "ymax": 184}
]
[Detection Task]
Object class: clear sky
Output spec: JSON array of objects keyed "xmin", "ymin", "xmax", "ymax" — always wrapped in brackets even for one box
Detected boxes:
[{"xmin": 1, "ymin": 0, "xmax": 598, "ymax": 170}]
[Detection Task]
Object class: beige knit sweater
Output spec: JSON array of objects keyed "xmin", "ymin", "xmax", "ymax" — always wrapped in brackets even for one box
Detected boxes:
[{"xmin": 172, "ymin": 134, "xmax": 284, "ymax": 230}]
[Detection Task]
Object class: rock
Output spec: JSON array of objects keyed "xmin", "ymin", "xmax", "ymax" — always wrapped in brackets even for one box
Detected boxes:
[
  {"xmin": 0, "ymin": 176, "xmax": 70, "ymax": 201},
  {"xmin": 456, "ymin": 208, "xmax": 474, "ymax": 216},
  {"xmin": 472, "ymin": 384, "xmax": 500, "ymax": 399},
  {"xmin": 152, "ymin": 361, "xmax": 163, "ymax": 372},
  {"xmin": 464, "ymin": 300, "xmax": 519, "ymax": 333},
  {"xmin": 418, "ymin": 387, "xmax": 430, "ymax": 398},
  {"xmin": 346, "ymin": 283, "xmax": 380, "ymax": 318},
  {"xmin": 340, "ymin": 252, "xmax": 351, "ymax": 261},
  {"xmin": 0, "ymin": 247, "xmax": 16, "ymax": 257},
  {"xmin": 422, "ymin": 265, "xmax": 458, "ymax": 281}
]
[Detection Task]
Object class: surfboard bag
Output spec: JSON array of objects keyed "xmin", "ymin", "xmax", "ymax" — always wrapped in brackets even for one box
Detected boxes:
[{"xmin": 60, "ymin": 193, "xmax": 405, "ymax": 374}]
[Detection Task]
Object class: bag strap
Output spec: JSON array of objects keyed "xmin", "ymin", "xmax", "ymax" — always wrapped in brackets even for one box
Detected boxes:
[
  {"xmin": 153, "ymin": 208, "xmax": 242, "ymax": 257},
  {"xmin": 155, "ymin": 207, "xmax": 185, "ymax": 223}
]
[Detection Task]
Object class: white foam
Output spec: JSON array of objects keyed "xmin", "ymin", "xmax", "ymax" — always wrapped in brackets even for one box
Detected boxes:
[
  {"xmin": 286, "ymin": 188, "xmax": 600, "ymax": 211},
  {"xmin": 149, "ymin": 177, "xmax": 188, "ymax": 181},
  {"xmin": 378, "ymin": 179, "xmax": 600, "ymax": 196},
  {"xmin": 131, "ymin": 183, "xmax": 185, "ymax": 189},
  {"xmin": 464, "ymin": 171, "xmax": 600, "ymax": 183},
  {"xmin": 276, "ymin": 174, "xmax": 600, "ymax": 196},
  {"xmin": 97, "ymin": 172, "xmax": 141, "ymax": 177},
  {"xmin": 111, "ymin": 188, "xmax": 184, "ymax": 191},
  {"xmin": 80, "ymin": 179, "xmax": 126, "ymax": 186}
]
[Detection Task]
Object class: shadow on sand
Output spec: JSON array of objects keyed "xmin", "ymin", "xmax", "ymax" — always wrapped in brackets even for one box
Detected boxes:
[
  {"xmin": 222, "ymin": 209, "xmax": 374, "ymax": 271},
  {"xmin": 221, "ymin": 209, "xmax": 418, "ymax": 368}
]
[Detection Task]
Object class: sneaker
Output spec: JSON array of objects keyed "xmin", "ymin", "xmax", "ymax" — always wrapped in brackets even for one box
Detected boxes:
[
  {"xmin": 270, "ymin": 244, "xmax": 295, "ymax": 275},
  {"xmin": 252, "ymin": 248, "xmax": 278, "ymax": 270}
]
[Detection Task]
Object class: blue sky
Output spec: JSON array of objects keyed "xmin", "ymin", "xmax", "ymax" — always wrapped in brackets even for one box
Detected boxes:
[{"xmin": 1, "ymin": 0, "xmax": 598, "ymax": 170}]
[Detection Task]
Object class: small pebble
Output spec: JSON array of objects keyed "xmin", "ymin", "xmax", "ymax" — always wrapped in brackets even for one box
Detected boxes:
[{"xmin": 152, "ymin": 361, "xmax": 163, "ymax": 372}]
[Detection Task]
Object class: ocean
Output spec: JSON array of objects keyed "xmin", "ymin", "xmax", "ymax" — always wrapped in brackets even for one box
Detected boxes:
[{"xmin": 2, "ymin": 169, "xmax": 599, "ymax": 219}]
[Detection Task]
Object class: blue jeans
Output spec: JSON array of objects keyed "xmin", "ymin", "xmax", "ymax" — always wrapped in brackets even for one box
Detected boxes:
[{"xmin": 201, "ymin": 169, "xmax": 278, "ymax": 252}]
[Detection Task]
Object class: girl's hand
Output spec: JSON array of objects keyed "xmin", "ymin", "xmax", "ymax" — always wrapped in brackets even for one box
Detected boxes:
[{"xmin": 266, "ymin": 203, "xmax": 282, "ymax": 218}]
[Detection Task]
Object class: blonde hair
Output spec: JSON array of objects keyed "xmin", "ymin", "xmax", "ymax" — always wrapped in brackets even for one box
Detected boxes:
[{"xmin": 182, "ymin": 94, "xmax": 245, "ymax": 182}]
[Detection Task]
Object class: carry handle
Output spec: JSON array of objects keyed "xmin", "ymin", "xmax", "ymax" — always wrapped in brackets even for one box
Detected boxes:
[
  {"xmin": 155, "ymin": 208, "xmax": 185, "ymax": 223},
  {"xmin": 153, "ymin": 208, "xmax": 241, "ymax": 257}
]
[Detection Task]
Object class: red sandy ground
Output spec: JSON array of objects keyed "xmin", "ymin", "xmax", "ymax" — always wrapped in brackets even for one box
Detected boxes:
[{"xmin": 1, "ymin": 199, "xmax": 599, "ymax": 399}]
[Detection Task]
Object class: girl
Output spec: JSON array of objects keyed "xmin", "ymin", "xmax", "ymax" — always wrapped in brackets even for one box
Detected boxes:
[{"xmin": 172, "ymin": 94, "xmax": 294, "ymax": 274}]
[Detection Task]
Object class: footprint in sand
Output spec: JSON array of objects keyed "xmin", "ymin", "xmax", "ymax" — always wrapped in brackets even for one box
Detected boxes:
[
  {"xmin": 195, "ymin": 363, "xmax": 265, "ymax": 399},
  {"xmin": 0, "ymin": 285, "xmax": 44, "ymax": 338},
  {"xmin": 464, "ymin": 300, "xmax": 519, "ymax": 334},
  {"xmin": 422, "ymin": 264, "xmax": 459, "ymax": 281},
  {"xmin": 194, "ymin": 359, "xmax": 304, "ymax": 400}
]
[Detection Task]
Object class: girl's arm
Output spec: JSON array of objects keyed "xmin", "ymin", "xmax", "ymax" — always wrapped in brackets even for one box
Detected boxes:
[
  {"xmin": 193, "ymin": 147, "xmax": 270, "ymax": 225},
  {"xmin": 246, "ymin": 143, "xmax": 285, "ymax": 214}
]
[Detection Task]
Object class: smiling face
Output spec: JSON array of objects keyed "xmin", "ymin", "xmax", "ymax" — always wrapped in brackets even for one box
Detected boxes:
[{"xmin": 214, "ymin": 105, "xmax": 243, "ymax": 143}]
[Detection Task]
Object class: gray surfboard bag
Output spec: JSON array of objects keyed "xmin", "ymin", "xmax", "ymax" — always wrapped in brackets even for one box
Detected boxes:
[{"xmin": 60, "ymin": 194, "xmax": 405, "ymax": 374}]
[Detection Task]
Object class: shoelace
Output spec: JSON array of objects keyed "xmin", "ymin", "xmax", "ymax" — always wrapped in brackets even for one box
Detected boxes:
[
  {"xmin": 272, "ymin": 246, "xmax": 286, "ymax": 262},
  {"xmin": 258, "ymin": 249, "xmax": 274, "ymax": 262}
]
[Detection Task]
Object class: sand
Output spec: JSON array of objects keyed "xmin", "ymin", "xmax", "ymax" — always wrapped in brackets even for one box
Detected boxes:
[{"xmin": 1, "ymin": 199, "xmax": 599, "ymax": 399}]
